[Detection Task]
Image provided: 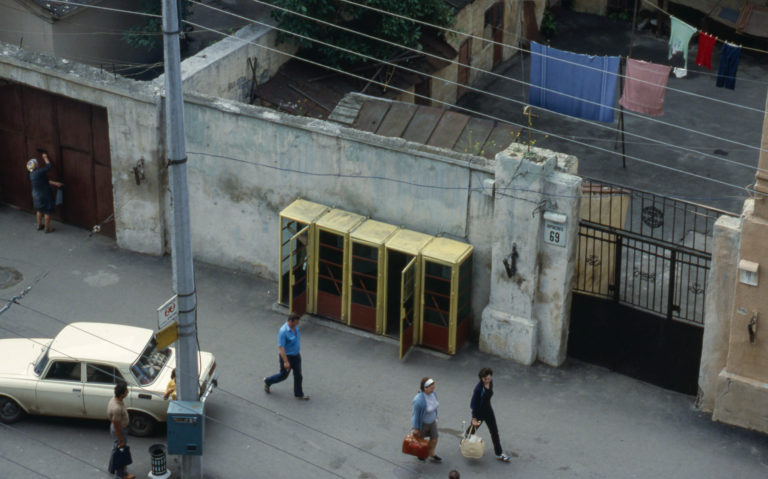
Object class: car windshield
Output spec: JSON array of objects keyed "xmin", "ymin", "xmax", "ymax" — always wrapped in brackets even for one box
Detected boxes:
[
  {"xmin": 33, "ymin": 341, "xmax": 52, "ymax": 377},
  {"xmin": 130, "ymin": 337, "xmax": 170, "ymax": 385}
]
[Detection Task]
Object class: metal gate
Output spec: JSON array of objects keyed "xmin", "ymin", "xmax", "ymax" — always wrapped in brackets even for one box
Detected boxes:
[{"xmin": 575, "ymin": 179, "xmax": 736, "ymax": 327}]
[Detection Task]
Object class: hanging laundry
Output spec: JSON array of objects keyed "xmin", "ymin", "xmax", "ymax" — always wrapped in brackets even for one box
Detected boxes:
[
  {"xmin": 528, "ymin": 41, "xmax": 620, "ymax": 123},
  {"xmin": 716, "ymin": 43, "xmax": 741, "ymax": 89},
  {"xmin": 668, "ymin": 17, "xmax": 697, "ymax": 77},
  {"xmin": 695, "ymin": 32, "xmax": 716, "ymax": 70},
  {"xmin": 619, "ymin": 59, "xmax": 672, "ymax": 117}
]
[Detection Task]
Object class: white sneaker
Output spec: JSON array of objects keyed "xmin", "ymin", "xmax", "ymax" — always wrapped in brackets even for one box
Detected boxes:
[{"xmin": 496, "ymin": 453, "xmax": 511, "ymax": 462}]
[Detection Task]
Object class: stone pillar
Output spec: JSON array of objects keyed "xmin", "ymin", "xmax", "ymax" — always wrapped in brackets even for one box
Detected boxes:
[
  {"xmin": 711, "ymin": 92, "xmax": 768, "ymax": 432},
  {"xmin": 480, "ymin": 147, "xmax": 581, "ymax": 366},
  {"xmin": 697, "ymin": 214, "xmax": 741, "ymax": 412}
]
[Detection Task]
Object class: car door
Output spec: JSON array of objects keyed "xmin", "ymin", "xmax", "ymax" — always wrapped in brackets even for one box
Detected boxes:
[
  {"xmin": 35, "ymin": 360, "xmax": 85, "ymax": 417},
  {"xmin": 83, "ymin": 363, "xmax": 125, "ymax": 420}
]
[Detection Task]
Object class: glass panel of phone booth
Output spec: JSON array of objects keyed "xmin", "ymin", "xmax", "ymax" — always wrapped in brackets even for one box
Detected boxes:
[
  {"xmin": 349, "ymin": 241, "xmax": 379, "ymax": 332},
  {"xmin": 348, "ymin": 220, "xmax": 399, "ymax": 334},
  {"xmin": 422, "ymin": 260, "xmax": 452, "ymax": 353},
  {"xmin": 315, "ymin": 210, "xmax": 365, "ymax": 322},
  {"xmin": 399, "ymin": 257, "xmax": 417, "ymax": 359},
  {"xmin": 420, "ymin": 237, "xmax": 474, "ymax": 355},
  {"xmin": 384, "ymin": 229, "xmax": 434, "ymax": 340},
  {"xmin": 278, "ymin": 199, "xmax": 329, "ymax": 309},
  {"xmin": 289, "ymin": 226, "xmax": 310, "ymax": 316}
]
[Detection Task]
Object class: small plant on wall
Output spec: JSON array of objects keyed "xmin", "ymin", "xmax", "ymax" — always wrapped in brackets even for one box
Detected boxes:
[{"xmin": 541, "ymin": 10, "xmax": 557, "ymax": 40}]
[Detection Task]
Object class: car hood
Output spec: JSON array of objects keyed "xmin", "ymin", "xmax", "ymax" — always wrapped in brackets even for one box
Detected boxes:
[{"xmin": 0, "ymin": 338, "xmax": 48, "ymax": 377}]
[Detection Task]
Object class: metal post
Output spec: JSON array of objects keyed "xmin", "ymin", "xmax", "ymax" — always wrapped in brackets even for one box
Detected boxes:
[{"xmin": 161, "ymin": 0, "xmax": 201, "ymax": 477}]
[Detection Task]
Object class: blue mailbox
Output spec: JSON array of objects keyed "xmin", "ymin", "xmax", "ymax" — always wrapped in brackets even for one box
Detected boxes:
[{"xmin": 167, "ymin": 401, "xmax": 204, "ymax": 456}]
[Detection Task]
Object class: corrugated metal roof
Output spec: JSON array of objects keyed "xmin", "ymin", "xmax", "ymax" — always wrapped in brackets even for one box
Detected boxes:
[{"xmin": 329, "ymin": 93, "xmax": 519, "ymax": 160}]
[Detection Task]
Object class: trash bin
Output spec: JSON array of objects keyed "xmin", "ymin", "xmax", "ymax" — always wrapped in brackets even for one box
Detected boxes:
[{"xmin": 149, "ymin": 443, "xmax": 169, "ymax": 478}]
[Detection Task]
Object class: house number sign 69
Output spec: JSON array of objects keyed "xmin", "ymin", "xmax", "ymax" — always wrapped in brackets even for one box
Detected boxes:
[{"xmin": 543, "ymin": 212, "xmax": 567, "ymax": 248}]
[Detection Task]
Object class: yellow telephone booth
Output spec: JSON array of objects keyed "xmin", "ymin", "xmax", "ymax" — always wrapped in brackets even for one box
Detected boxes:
[
  {"xmin": 420, "ymin": 237, "xmax": 474, "ymax": 355},
  {"xmin": 313, "ymin": 209, "xmax": 365, "ymax": 322},
  {"xmin": 346, "ymin": 220, "xmax": 400, "ymax": 334},
  {"xmin": 278, "ymin": 199, "xmax": 329, "ymax": 316},
  {"xmin": 384, "ymin": 229, "xmax": 435, "ymax": 359}
]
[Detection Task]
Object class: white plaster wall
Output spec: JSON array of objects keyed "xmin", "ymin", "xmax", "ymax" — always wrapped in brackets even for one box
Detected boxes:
[
  {"xmin": 177, "ymin": 20, "xmax": 296, "ymax": 102},
  {"xmin": 0, "ymin": 44, "xmax": 165, "ymax": 255},
  {"xmin": 180, "ymin": 95, "xmax": 495, "ymax": 324}
]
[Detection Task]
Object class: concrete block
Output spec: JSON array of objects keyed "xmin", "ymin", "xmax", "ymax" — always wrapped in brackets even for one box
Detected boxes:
[
  {"xmin": 712, "ymin": 370, "xmax": 768, "ymax": 434},
  {"xmin": 698, "ymin": 215, "xmax": 741, "ymax": 412},
  {"xmin": 479, "ymin": 305, "xmax": 538, "ymax": 365}
]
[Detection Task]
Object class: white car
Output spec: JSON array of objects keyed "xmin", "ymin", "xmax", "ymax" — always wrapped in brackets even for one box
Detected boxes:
[{"xmin": 0, "ymin": 322, "xmax": 218, "ymax": 436}]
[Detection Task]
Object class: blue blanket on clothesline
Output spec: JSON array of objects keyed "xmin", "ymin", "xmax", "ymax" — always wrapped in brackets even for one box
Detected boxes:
[{"xmin": 529, "ymin": 42, "xmax": 620, "ymax": 123}]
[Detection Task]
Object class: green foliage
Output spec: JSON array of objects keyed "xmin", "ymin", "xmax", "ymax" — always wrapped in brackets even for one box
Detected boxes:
[
  {"xmin": 269, "ymin": 0, "xmax": 454, "ymax": 68},
  {"xmin": 540, "ymin": 10, "xmax": 556, "ymax": 39},
  {"xmin": 122, "ymin": 1, "xmax": 193, "ymax": 51}
]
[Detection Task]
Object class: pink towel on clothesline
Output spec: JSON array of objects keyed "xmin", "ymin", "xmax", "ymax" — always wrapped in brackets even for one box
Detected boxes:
[
  {"xmin": 695, "ymin": 33, "xmax": 716, "ymax": 69},
  {"xmin": 619, "ymin": 59, "xmax": 672, "ymax": 117}
]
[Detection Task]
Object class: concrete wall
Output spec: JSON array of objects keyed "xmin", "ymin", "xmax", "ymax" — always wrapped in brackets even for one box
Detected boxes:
[
  {"xmin": 0, "ymin": 0, "xmax": 54, "ymax": 53},
  {"xmin": 177, "ymin": 19, "xmax": 297, "ymax": 102},
  {"xmin": 400, "ymin": 0, "xmax": 541, "ymax": 107},
  {"xmin": 0, "ymin": 44, "xmax": 165, "ymax": 255},
  {"xmin": 0, "ymin": 0, "xmax": 159, "ymax": 69},
  {"xmin": 698, "ymin": 213, "xmax": 742, "ymax": 412},
  {"xmin": 1, "ymin": 37, "xmax": 579, "ymax": 351},
  {"xmin": 572, "ymin": 0, "xmax": 608, "ymax": 16},
  {"xmin": 179, "ymin": 94, "xmax": 496, "ymax": 322}
]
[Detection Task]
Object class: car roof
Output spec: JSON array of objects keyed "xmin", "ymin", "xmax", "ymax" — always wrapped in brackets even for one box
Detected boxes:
[{"xmin": 49, "ymin": 322, "xmax": 152, "ymax": 365}]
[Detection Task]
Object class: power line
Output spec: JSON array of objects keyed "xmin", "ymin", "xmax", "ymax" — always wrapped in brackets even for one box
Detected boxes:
[
  {"xmin": 41, "ymin": 0, "xmax": 765, "ymax": 189},
  {"xmin": 180, "ymin": 17, "xmax": 757, "ymax": 196},
  {"xmin": 191, "ymin": 0, "xmax": 766, "ymax": 173}
]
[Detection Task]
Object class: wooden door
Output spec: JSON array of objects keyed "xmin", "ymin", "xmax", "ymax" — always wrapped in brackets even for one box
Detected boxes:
[{"xmin": 457, "ymin": 39, "xmax": 471, "ymax": 99}]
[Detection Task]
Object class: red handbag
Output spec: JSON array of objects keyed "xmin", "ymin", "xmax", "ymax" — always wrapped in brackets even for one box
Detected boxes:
[{"xmin": 402, "ymin": 432, "xmax": 429, "ymax": 459}]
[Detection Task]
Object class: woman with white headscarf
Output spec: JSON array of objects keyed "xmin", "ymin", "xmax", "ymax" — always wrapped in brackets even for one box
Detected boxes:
[{"xmin": 411, "ymin": 377, "xmax": 441, "ymax": 462}]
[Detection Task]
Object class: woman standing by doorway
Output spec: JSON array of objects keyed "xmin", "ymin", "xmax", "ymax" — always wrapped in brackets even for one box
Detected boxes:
[{"xmin": 26, "ymin": 150, "xmax": 61, "ymax": 233}]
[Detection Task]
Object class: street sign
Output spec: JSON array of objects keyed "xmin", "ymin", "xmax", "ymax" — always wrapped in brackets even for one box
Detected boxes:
[
  {"xmin": 156, "ymin": 321, "xmax": 179, "ymax": 350},
  {"xmin": 157, "ymin": 295, "xmax": 178, "ymax": 330},
  {"xmin": 543, "ymin": 212, "xmax": 567, "ymax": 247}
]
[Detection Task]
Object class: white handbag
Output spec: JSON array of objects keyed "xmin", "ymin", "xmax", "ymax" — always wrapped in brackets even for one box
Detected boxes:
[{"xmin": 459, "ymin": 422, "xmax": 485, "ymax": 459}]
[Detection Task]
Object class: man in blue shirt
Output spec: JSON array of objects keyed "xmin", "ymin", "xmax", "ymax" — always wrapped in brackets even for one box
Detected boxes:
[{"xmin": 264, "ymin": 313, "xmax": 309, "ymax": 400}]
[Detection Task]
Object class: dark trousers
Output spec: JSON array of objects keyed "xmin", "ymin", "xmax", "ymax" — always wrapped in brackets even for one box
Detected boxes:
[
  {"xmin": 265, "ymin": 353, "xmax": 304, "ymax": 397},
  {"xmin": 468, "ymin": 409, "xmax": 503, "ymax": 456}
]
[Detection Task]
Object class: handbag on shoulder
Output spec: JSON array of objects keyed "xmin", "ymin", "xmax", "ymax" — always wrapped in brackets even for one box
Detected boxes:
[
  {"xmin": 402, "ymin": 431, "xmax": 430, "ymax": 459},
  {"xmin": 460, "ymin": 423, "xmax": 485, "ymax": 459}
]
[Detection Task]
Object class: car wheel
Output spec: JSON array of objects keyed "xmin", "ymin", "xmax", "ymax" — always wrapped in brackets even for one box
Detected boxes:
[
  {"xmin": 128, "ymin": 412, "xmax": 157, "ymax": 437},
  {"xmin": 0, "ymin": 397, "xmax": 24, "ymax": 424}
]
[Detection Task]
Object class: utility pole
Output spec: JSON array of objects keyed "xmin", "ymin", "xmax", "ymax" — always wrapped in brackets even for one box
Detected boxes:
[{"xmin": 162, "ymin": 0, "xmax": 202, "ymax": 477}]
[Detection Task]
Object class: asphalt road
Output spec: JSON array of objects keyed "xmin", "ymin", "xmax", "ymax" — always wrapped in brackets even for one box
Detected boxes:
[{"xmin": 3, "ymin": 202, "xmax": 768, "ymax": 478}]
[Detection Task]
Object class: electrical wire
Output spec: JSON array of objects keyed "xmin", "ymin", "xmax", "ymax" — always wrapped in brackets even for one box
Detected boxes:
[
  {"xmin": 334, "ymin": 0, "xmax": 768, "ymax": 96},
  {"xmin": 641, "ymin": 0, "xmax": 768, "ymax": 55},
  {"xmin": 41, "ymin": 0, "xmax": 766, "ymax": 186},
  {"xmin": 191, "ymin": 0, "xmax": 767, "ymax": 171},
  {"xmin": 180, "ymin": 17, "xmax": 758, "ymax": 195}
]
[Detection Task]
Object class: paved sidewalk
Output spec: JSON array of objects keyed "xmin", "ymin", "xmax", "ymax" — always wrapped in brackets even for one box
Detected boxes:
[{"xmin": 1, "ymin": 205, "xmax": 767, "ymax": 478}]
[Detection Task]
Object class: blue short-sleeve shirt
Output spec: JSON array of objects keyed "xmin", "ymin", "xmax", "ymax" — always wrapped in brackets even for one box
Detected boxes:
[{"xmin": 278, "ymin": 322, "xmax": 300, "ymax": 355}]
